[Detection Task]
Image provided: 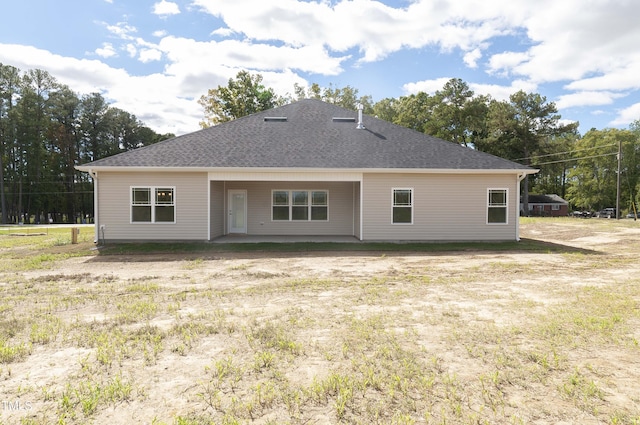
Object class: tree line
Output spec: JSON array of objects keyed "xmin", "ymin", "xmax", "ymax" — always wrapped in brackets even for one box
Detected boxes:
[
  {"xmin": 2, "ymin": 65, "xmax": 638, "ymax": 225},
  {"xmin": 0, "ymin": 63, "xmax": 174, "ymax": 224},
  {"xmin": 200, "ymin": 71, "xmax": 640, "ymax": 215}
]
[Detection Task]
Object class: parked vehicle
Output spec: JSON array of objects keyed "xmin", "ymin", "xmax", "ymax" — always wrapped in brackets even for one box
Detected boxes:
[
  {"xmin": 597, "ymin": 208, "xmax": 616, "ymax": 218},
  {"xmin": 571, "ymin": 210, "xmax": 592, "ymax": 218}
]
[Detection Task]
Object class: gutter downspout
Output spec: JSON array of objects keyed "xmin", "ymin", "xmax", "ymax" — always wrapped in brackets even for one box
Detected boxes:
[
  {"xmin": 89, "ymin": 170, "xmax": 99, "ymax": 243},
  {"xmin": 516, "ymin": 172, "xmax": 527, "ymax": 241}
]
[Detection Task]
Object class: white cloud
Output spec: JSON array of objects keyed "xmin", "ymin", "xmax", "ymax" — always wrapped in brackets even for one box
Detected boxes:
[
  {"xmin": 402, "ymin": 78, "xmax": 453, "ymax": 95},
  {"xmin": 105, "ymin": 22, "xmax": 137, "ymax": 39},
  {"xmin": 486, "ymin": 1, "xmax": 640, "ymax": 86},
  {"xmin": 139, "ymin": 48, "xmax": 163, "ymax": 63},
  {"xmin": 555, "ymin": 91, "xmax": 626, "ymax": 110},
  {"xmin": 94, "ymin": 43, "xmax": 117, "ymax": 58},
  {"xmin": 610, "ymin": 103, "xmax": 640, "ymax": 128},
  {"xmin": 211, "ymin": 27, "xmax": 235, "ymax": 37},
  {"xmin": 487, "ymin": 51, "xmax": 531, "ymax": 78},
  {"xmin": 191, "ymin": 0, "xmax": 640, "ymax": 124},
  {"xmin": 0, "ymin": 43, "xmax": 199, "ymax": 135},
  {"xmin": 191, "ymin": 0, "xmax": 514, "ymax": 63},
  {"xmin": 404, "ymin": 77, "xmax": 538, "ymax": 103},
  {"xmin": 469, "ymin": 80, "xmax": 538, "ymax": 101},
  {"xmin": 159, "ymin": 36, "xmax": 346, "ymax": 77},
  {"xmin": 125, "ymin": 44, "xmax": 138, "ymax": 58},
  {"xmin": 463, "ymin": 48, "xmax": 482, "ymax": 69},
  {"xmin": 153, "ymin": 0, "xmax": 180, "ymax": 17},
  {"xmin": 7, "ymin": 0, "xmax": 640, "ymax": 135}
]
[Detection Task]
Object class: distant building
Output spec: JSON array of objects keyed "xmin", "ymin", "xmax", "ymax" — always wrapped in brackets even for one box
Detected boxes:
[{"xmin": 521, "ymin": 194, "xmax": 569, "ymax": 217}]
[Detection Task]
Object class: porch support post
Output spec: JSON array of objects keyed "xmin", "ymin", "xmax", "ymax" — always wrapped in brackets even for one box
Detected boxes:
[
  {"xmin": 359, "ymin": 177, "xmax": 364, "ymax": 241},
  {"xmin": 516, "ymin": 172, "xmax": 527, "ymax": 242},
  {"xmin": 89, "ymin": 170, "xmax": 99, "ymax": 243}
]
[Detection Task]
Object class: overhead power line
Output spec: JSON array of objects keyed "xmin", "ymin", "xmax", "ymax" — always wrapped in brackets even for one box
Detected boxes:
[
  {"xmin": 515, "ymin": 142, "xmax": 618, "ymax": 162},
  {"xmin": 531, "ymin": 152, "xmax": 618, "ymax": 166}
]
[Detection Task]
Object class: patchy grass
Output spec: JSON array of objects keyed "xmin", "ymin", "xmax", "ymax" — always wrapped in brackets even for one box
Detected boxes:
[{"xmin": 1, "ymin": 218, "xmax": 639, "ymax": 424}]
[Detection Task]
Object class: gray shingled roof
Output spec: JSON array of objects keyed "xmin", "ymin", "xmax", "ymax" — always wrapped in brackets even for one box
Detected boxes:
[
  {"xmin": 80, "ymin": 99, "xmax": 533, "ymax": 171},
  {"xmin": 528, "ymin": 194, "xmax": 568, "ymax": 204}
]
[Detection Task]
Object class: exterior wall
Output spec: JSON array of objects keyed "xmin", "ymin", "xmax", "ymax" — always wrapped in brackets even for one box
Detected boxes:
[
  {"xmin": 221, "ymin": 181, "xmax": 355, "ymax": 236},
  {"xmin": 361, "ymin": 173, "xmax": 520, "ymax": 241},
  {"xmin": 526, "ymin": 203, "xmax": 568, "ymax": 217},
  {"xmin": 210, "ymin": 181, "xmax": 224, "ymax": 239},
  {"xmin": 97, "ymin": 171, "xmax": 209, "ymax": 241}
]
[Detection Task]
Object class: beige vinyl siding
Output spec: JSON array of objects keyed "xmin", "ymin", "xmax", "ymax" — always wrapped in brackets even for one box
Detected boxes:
[
  {"xmin": 98, "ymin": 171, "xmax": 208, "ymax": 241},
  {"xmin": 361, "ymin": 173, "xmax": 519, "ymax": 241},
  {"xmin": 210, "ymin": 181, "xmax": 224, "ymax": 239},
  {"xmin": 223, "ymin": 181, "xmax": 355, "ymax": 235}
]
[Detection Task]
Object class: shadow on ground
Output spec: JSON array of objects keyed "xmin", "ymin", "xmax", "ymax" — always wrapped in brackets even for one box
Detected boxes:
[{"xmin": 85, "ymin": 237, "xmax": 600, "ymax": 263}]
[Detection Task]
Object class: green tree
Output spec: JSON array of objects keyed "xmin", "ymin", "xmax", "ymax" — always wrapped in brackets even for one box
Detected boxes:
[
  {"xmin": 392, "ymin": 92, "xmax": 434, "ymax": 133},
  {"xmin": 372, "ymin": 97, "xmax": 399, "ymax": 123},
  {"xmin": 0, "ymin": 65, "xmax": 168, "ymax": 223},
  {"xmin": 80, "ymin": 92, "xmax": 112, "ymax": 162},
  {"xmin": 47, "ymin": 85, "xmax": 81, "ymax": 223},
  {"xmin": 528, "ymin": 134, "xmax": 576, "ymax": 199},
  {"xmin": 293, "ymin": 83, "xmax": 373, "ymax": 112},
  {"xmin": 628, "ymin": 121, "xmax": 640, "ymax": 214},
  {"xmin": 14, "ymin": 69, "xmax": 58, "ymax": 222},
  {"xmin": 478, "ymin": 91, "xmax": 578, "ymax": 213},
  {"xmin": 423, "ymin": 78, "xmax": 489, "ymax": 147},
  {"xmin": 198, "ymin": 71, "xmax": 283, "ymax": 127},
  {"xmin": 565, "ymin": 129, "xmax": 634, "ymax": 212},
  {"xmin": 0, "ymin": 63, "xmax": 21, "ymax": 223}
]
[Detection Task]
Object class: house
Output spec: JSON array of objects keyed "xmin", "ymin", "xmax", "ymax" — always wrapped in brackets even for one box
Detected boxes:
[
  {"xmin": 76, "ymin": 99, "xmax": 538, "ymax": 243},
  {"xmin": 521, "ymin": 194, "xmax": 569, "ymax": 217}
]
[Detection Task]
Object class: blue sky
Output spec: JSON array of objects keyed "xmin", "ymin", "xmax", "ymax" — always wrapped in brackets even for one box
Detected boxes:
[{"xmin": 2, "ymin": 0, "xmax": 640, "ymax": 136}]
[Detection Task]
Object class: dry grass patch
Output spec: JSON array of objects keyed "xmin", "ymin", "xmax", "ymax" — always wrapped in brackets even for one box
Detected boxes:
[{"xmin": 1, "ymin": 219, "xmax": 639, "ymax": 424}]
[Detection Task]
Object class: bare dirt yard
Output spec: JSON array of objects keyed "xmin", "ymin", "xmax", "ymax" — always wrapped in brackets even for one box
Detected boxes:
[{"xmin": 1, "ymin": 218, "xmax": 639, "ymax": 425}]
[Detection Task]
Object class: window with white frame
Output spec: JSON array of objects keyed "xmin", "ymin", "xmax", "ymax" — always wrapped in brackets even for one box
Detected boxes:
[
  {"xmin": 272, "ymin": 190, "xmax": 328, "ymax": 221},
  {"xmin": 131, "ymin": 187, "xmax": 175, "ymax": 223},
  {"xmin": 392, "ymin": 188, "xmax": 413, "ymax": 224},
  {"xmin": 487, "ymin": 189, "xmax": 507, "ymax": 224}
]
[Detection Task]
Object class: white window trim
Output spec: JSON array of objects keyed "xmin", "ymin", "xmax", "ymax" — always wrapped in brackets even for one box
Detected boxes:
[
  {"xmin": 487, "ymin": 188, "xmax": 508, "ymax": 225},
  {"xmin": 130, "ymin": 186, "xmax": 176, "ymax": 224},
  {"xmin": 271, "ymin": 190, "xmax": 329, "ymax": 222},
  {"xmin": 392, "ymin": 187, "xmax": 413, "ymax": 225}
]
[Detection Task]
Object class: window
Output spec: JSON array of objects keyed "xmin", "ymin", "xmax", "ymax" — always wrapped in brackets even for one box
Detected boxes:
[
  {"xmin": 392, "ymin": 188, "xmax": 413, "ymax": 224},
  {"xmin": 132, "ymin": 188, "xmax": 151, "ymax": 222},
  {"xmin": 292, "ymin": 191, "xmax": 309, "ymax": 220},
  {"xmin": 487, "ymin": 189, "xmax": 507, "ymax": 224},
  {"xmin": 272, "ymin": 190, "xmax": 328, "ymax": 221},
  {"xmin": 311, "ymin": 191, "xmax": 328, "ymax": 220},
  {"xmin": 131, "ymin": 187, "xmax": 175, "ymax": 223},
  {"xmin": 272, "ymin": 191, "xmax": 289, "ymax": 221}
]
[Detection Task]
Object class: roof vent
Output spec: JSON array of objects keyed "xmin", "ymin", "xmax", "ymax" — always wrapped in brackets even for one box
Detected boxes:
[
  {"xmin": 356, "ymin": 103, "xmax": 365, "ymax": 130},
  {"xmin": 264, "ymin": 117, "xmax": 287, "ymax": 122},
  {"xmin": 332, "ymin": 117, "xmax": 356, "ymax": 122}
]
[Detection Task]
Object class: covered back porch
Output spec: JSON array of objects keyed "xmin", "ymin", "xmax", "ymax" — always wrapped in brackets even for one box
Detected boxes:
[{"xmin": 208, "ymin": 171, "xmax": 362, "ymax": 241}]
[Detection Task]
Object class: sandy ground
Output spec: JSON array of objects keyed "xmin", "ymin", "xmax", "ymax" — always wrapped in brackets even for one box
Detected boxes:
[{"xmin": 1, "ymin": 218, "xmax": 639, "ymax": 424}]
